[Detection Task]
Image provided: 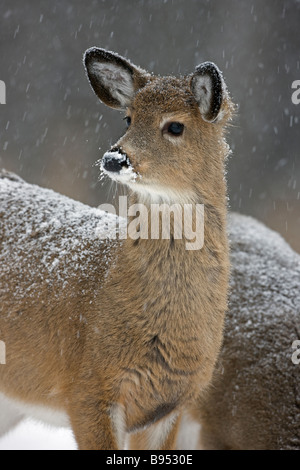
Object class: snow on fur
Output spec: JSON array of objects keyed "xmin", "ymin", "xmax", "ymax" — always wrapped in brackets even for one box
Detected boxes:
[
  {"xmin": 0, "ymin": 170, "xmax": 124, "ymax": 304},
  {"xmin": 191, "ymin": 213, "xmax": 300, "ymax": 450}
]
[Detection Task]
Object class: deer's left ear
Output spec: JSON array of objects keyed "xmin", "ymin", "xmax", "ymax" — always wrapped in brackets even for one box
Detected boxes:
[
  {"xmin": 84, "ymin": 47, "xmax": 150, "ymax": 110},
  {"xmin": 190, "ymin": 62, "xmax": 229, "ymax": 123}
]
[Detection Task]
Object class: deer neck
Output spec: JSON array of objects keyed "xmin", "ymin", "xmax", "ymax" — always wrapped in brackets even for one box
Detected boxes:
[{"xmin": 120, "ymin": 189, "xmax": 229, "ymax": 304}]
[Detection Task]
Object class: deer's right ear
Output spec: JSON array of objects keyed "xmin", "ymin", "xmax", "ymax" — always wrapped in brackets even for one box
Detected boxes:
[
  {"xmin": 190, "ymin": 62, "xmax": 229, "ymax": 123},
  {"xmin": 84, "ymin": 48, "xmax": 149, "ymax": 110}
]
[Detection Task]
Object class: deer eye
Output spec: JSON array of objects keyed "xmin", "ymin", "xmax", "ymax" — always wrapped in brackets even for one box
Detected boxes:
[
  {"xmin": 124, "ymin": 116, "xmax": 131, "ymax": 128},
  {"xmin": 162, "ymin": 122, "xmax": 184, "ymax": 137}
]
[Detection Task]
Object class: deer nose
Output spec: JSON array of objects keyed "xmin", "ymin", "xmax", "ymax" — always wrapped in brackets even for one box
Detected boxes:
[{"xmin": 102, "ymin": 149, "xmax": 129, "ymax": 173}]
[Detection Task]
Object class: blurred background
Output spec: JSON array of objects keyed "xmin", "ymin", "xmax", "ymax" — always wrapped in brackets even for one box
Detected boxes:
[
  {"xmin": 0, "ymin": 0, "xmax": 299, "ymax": 450},
  {"xmin": 0, "ymin": 0, "xmax": 299, "ymax": 252}
]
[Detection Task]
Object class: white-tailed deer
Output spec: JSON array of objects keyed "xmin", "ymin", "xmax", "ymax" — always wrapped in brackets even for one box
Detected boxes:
[
  {"xmin": 0, "ymin": 49, "xmax": 234, "ymax": 449},
  {"xmin": 177, "ymin": 214, "xmax": 300, "ymax": 450}
]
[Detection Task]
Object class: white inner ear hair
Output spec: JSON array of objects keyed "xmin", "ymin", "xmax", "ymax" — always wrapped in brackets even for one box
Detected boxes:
[
  {"xmin": 92, "ymin": 62, "xmax": 134, "ymax": 107},
  {"xmin": 194, "ymin": 74, "xmax": 213, "ymax": 116}
]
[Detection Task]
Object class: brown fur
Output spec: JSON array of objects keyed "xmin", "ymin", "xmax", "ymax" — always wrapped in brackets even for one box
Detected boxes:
[
  {"xmin": 0, "ymin": 50, "xmax": 234, "ymax": 449},
  {"xmin": 178, "ymin": 214, "xmax": 300, "ymax": 450}
]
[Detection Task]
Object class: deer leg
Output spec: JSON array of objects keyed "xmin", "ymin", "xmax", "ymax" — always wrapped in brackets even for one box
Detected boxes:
[
  {"xmin": 129, "ymin": 413, "xmax": 181, "ymax": 450},
  {"xmin": 69, "ymin": 402, "xmax": 120, "ymax": 450}
]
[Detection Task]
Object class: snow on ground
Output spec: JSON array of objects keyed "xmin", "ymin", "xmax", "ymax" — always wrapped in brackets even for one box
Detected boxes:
[{"xmin": 0, "ymin": 419, "xmax": 77, "ymax": 450}]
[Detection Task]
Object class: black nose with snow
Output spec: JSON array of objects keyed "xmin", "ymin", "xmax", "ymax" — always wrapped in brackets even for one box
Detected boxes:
[{"xmin": 102, "ymin": 148, "xmax": 129, "ymax": 173}]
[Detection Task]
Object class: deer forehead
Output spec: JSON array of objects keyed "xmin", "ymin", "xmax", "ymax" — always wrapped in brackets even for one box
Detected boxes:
[{"xmin": 131, "ymin": 76, "xmax": 199, "ymax": 117}]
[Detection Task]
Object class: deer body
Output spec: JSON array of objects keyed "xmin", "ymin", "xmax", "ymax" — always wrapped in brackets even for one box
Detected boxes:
[
  {"xmin": 0, "ymin": 49, "xmax": 233, "ymax": 449},
  {"xmin": 2, "ymin": 173, "xmax": 299, "ymax": 449},
  {"xmin": 190, "ymin": 214, "xmax": 300, "ymax": 450}
]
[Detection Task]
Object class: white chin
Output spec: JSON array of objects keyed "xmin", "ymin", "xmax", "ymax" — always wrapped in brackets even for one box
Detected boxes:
[
  {"xmin": 127, "ymin": 183, "xmax": 194, "ymax": 204},
  {"xmin": 101, "ymin": 166, "xmax": 138, "ymax": 184}
]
